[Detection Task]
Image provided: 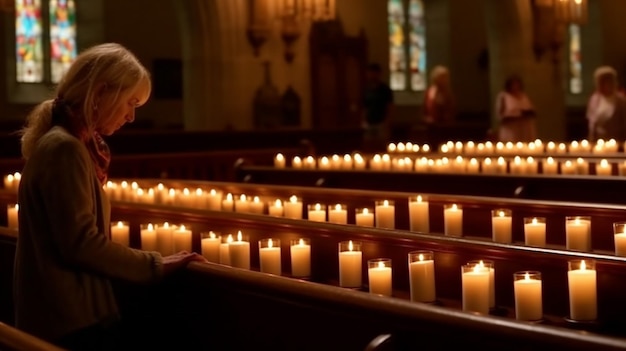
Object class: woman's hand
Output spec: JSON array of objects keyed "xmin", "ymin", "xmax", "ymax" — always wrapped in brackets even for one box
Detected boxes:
[{"xmin": 162, "ymin": 251, "xmax": 207, "ymax": 276}]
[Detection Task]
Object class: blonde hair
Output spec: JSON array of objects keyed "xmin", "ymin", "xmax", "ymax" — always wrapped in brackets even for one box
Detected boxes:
[
  {"xmin": 21, "ymin": 43, "xmax": 151, "ymax": 159},
  {"xmin": 593, "ymin": 66, "xmax": 617, "ymax": 88},
  {"xmin": 430, "ymin": 65, "xmax": 450, "ymax": 86}
]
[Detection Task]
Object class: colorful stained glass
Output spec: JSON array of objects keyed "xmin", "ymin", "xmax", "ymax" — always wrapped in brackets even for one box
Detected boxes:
[
  {"xmin": 388, "ymin": 0, "xmax": 406, "ymax": 91},
  {"xmin": 49, "ymin": 0, "xmax": 77, "ymax": 83},
  {"xmin": 15, "ymin": 0, "xmax": 44, "ymax": 83},
  {"xmin": 569, "ymin": 24, "xmax": 582, "ymax": 94},
  {"xmin": 408, "ymin": 0, "xmax": 425, "ymax": 91}
]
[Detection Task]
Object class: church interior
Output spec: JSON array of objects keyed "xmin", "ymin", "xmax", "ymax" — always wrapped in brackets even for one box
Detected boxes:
[{"xmin": 2, "ymin": 0, "xmax": 626, "ymax": 350}]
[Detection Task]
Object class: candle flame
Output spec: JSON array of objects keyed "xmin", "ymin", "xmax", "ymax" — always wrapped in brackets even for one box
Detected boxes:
[
  {"xmin": 179, "ymin": 225, "xmax": 186, "ymax": 231},
  {"xmin": 6, "ymin": 174, "xmax": 13, "ymax": 182},
  {"xmin": 237, "ymin": 231, "xmax": 243, "ymax": 242},
  {"xmin": 496, "ymin": 142, "xmax": 504, "ymax": 149},
  {"xmin": 147, "ymin": 223, "xmax": 153, "ymax": 231},
  {"xmin": 472, "ymin": 264, "xmax": 481, "ymax": 273},
  {"xmin": 315, "ymin": 203, "xmax": 321, "ymax": 211},
  {"xmin": 452, "ymin": 204, "xmax": 457, "ymax": 211},
  {"xmin": 253, "ymin": 196, "xmax": 260, "ymax": 203},
  {"xmin": 456, "ymin": 156, "xmax": 463, "ymax": 163},
  {"xmin": 169, "ymin": 188, "xmax": 176, "ymax": 196},
  {"xmin": 227, "ymin": 234, "xmax": 233, "ymax": 243},
  {"xmin": 548, "ymin": 141, "xmax": 555, "ymax": 149},
  {"xmin": 577, "ymin": 157, "xmax": 584, "ymax": 164},
  {"xmin": 382, "ymin": 154, "xmax": 390, "ymax": 162},
  {"xmin": 348, "ymin": 240, "xmax": 353, "ymax": 252},
  {"xmin": 470, "ymin": 158, "xmax": 478, "ymax": 165},
  {"xmin": 388, "ymin": 143, "xmax": 396, "ymax": 152},
  {"xmin": 137, "ymin": 188, "xmax": 144, "ymax": 196},
  {"xmin": 117, "ymin": 221, "xmax": 124, "ymax": 228},
  {"xmin": 332, "ymin": 154, "xmax": 340, "ymax": 161},
  {"xmin": 344, "ymin": 154, "xmax": 351, "ymax": 161},
  {"xmin": 497, "ymin": 157, "xmax": 505, "ymax": 165},
  {"xmin": 163, "ymin": 222, "xmax": 169, "ymax": 229},
  {"xmin": 268, "ymin": 238, "xmax": 273, "ymax": 248},
  {"xmin": 335, "ymin": 204, "xmax": 342, "ymax": 211},
  {"xmin": 157, "ymin": 183, "xmax": 164, "ymax": 190},
  {"xmin": 532, "ymin": 217, "xmax": 538, "ymax": 225},
  {"xmin": 226, "ymin": 193, "xmax": 233, "ymax": 201},
  {"xmin": 14, "ymin": 204, "xmax": 19, "ymax": 211},
  {"xmin": 290, "ymin": 195, "xmax": 297, "ymax": 203},
  {"xmin": 574, "ymin": 218, "xmax": 580, "ymax": 225},
  {"xmin": 506, "ymin": 142, "xmax": 513, "ymax": 149},
  {"xmin": 275, "ymin": 199, "xmax": 282, "ymax": 208},
  {"xmin": 383, "ymin": 200, "xmax": 389, "ymax": 207},
  {"xmin": 209, "ymin": 232, "xmax": 216, "ymax": 239},
  {"xmin": 498, "ymin": 211, "xmax": 505, "ymax": 218},
  {"xmin": 378, "ymin": 261, "xmax": 385, "ymax": 269},
  {"xmin": 240, "ymin": 194, "xmax": 247, "ymax": 201},
  {"xmin": 484, "ymin": 158, "xmax": 492, "ymax": 165},
  {"xmin": 13, "ymin": 172, "xmax": 20, "ymax": 180},
  {"xmin": 581, "ymin": 260, "xmax": 587, "ymax": 271},
  {"xmin": 373, "ymin": 154, "xmax": 381, "ymax": 162},
  {"xmin": 106, "ymin": 180, "xmax": 113, "ymax": 188},
  {"xmin": 422, "ymin": 144, "xmax": 430, "ymax": 152},
  {"xmin": 581, "ymin": 139, "xmax": 589, "ymax": 147},
  {"xmin": 419, "ymin": 253, "xmax": 424, "ymax": 262},
  {"xmin": 601, "ymin": 159, "xmax": 609, "ymax": 167},
  {"xmin": 527, "ymin": 156, "xmax": 534, "ymax": 163},
  {"xmin": 514, "ymin": 156, "xmax": 521, "ymax": 164},
  {"xmin": 524, "ymin": 272, "xmax": 530, "ymax": 280},
  {"xmin": 417, "ymin": 195, "xmax": 422, "ymax": 203},
  {"xmin": 321, "ymin": 156, "xmax": 329, "ymax": 164},
  {"xmin": 571, "ymin": 140, "xmax": 579, "ymax": 147},
  {"xmin": 131, "ymin": 182, "xmax": 138, "ymax": 189},
  {"xmin": 148, "ymin": 189, "xmax": 154, "ymax": 196},
  {"xmin": 183, "ymin": 188, "xmax": 190, "ymax": 195},
  {"xmin": 196, "ymin": 188, "xmax": 203, "ymax": 196},
  {"xmin": 121, "ymin": 181, "xmax": 128, "ymax": 188},
  {"xmin": 306, "ymin": 156, "xmax": 314, "ymax": 163},
  {"xmin": 276, "ymin": 153, "xmax": 284, "ymax": 161},
  {"xmin": 299, "ymin": 238, "xmax": 304, "ymax": 246},
  {"xmin": 547, "ymin": 157, "xmax": 554, "ymax": 164},
  {"xmin": 363, "ymin": 208, "xmax": 369, "ymax": 215},
  {"xmin": 210, "ymin": 189, "xmax": 217, "ymax": 196},
  {"xmin": 478, "ymin": 260, "xmax": 485, "ymax": 268},
  {"xmin": 565, "ymin": 160, "xmax": 572, "ymax": 167}
]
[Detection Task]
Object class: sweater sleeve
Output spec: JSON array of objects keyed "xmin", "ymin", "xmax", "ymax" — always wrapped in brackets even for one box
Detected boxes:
[{"xmin": 38, "ymin": 138, "xmax": 163, "ymax": 283}]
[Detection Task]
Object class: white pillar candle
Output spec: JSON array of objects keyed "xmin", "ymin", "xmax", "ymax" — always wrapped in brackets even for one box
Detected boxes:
[
  {"xmin": 543, "ymin": 157, "xmax": 558, "ymax": 175},
  {"xmin": 525, "ymin": 157, "xmax": 538, "ymax": 174},
  {"xmin": 382, "ymin": 154, "xmax": 392, "ymax": 170},
  {"xmin": 369, "ymin": 154, "xmax": 383, "ymax": 171},
  {"xmin": 510, "ymin": 156, "xmax": 526, "ymax": 174},
  {"xmin": 173, "ymin": 225, "xmax": 192, "ymax": 253},
  {"xmin": 444, "ymin": 204, "xmax": 463, "ymax": 237},
  {"xmin": 7, "ymin": 204, "xmax": 18, "ymax": 229},
  {"xmin": 354, "ymin": 154, "xmax": 366, "ymax": 170},
  {"xmin": 375, "ymin": 200, "xmax": 395, "ymax": 229},
  {"xmin": 331, "ymin": 154, "xmax": 342, "ymax": 169},
  {"xmin": 292, "ymin": 156, "xmax": 302, "ymax": 169},
  {"xmin": 557, "ymin": 142, "xmax": 567, "ymax": 154},
  {"xmin": 387, "ymin": 143, "xmax": 396, "ymax": 153},
  {"xmin": 342, "ymin": 154, "xmax": 353, "ymax": 170},
  {"xmin": 290, "ymin": 238, "xmax": 311, "ymax": 278},
  {"xmin": 613, "ymin": 222, "xmax": 626, "ymax": 257},
  {"xmin": 179, "ymin": 188, "xmax": 194, "ymax": 207},
  {"xmin": 568, "ymin": 260, "xmax": 597, "ymax": 321},
  {"xmin": 156, "ymin": 222, "xmax": 175, "ymax": 256},
  {"xmin": 318, "ymin": 156, "xmax": 331, "ymax": 170},
  {"xmin": 409, "ymin": 195, "xmax": 429, "ymax": 233},
  {"xmin": 207, "ymin": 189, "xmax": 223, "ymax": 210},
  {"xmin": 130, "ymin": 182, "xmax": 139, "ymax": 202},
  {"xmin": 566, "ymin": 216, "xmax": 591, "ymax": 252},
  {"xmin": 222, "ymin": 193, "xmax": 235, "ymax": 212},
  {"xmin": 194, "ymin": 188, "xmax": 206, "ymax": 209},
  {"xmin": 119, "ymin": 181, "xmax": 129, "ymax": 201},
  {"xmin": 3, "ymin": 174, "xmax": 15, "ymax": 191},
  {"xmin": 339, "ymin": 240, "xmax": 362, "ymax": 288},
  {"xmin": 496, "ymin": 157, "xmax": 507, "ymax": 174},
  {"xmin": 269, "ymin": 199, "xmax": 284, "ymax": 217},
  {"xmin": 596, "ymin": 159, "xmax": 612, "ymax": 176},
  {"xmin": 469, "ymin": 260, "xmax": 495, "ymax": 308},
  {"xmin": 465, "ymin": 141, "xmax": 476, "ymax": 154},
  {"xmin": 165, "ymin": 188, "xmax": 177, "ymax": 206},
  {"xmin": 491, "ymin": 209, "xmax": 512, "ymax": 244},
  {"xmin": 328, "ymin": 204, "xmax": 347, "ymax": 224},
  {"xmin": 481, "ymin": 158, "xmax": 494, "ymax": 174},
  {"xmin": 249, "ymin": 196, "xmax": 264, "ymax": 214},
  {"xmin": 274, "ymin": 153, "xmax": 286, "ymax": 168},
  {"xmin": 368, "ymin": 259, "xmax": 392, "ymax": 297},
  {"xmin": 561, "ymin": 160, "xmax": 576, "ymax": 175},
  {"xmin": 229, "ymin": 231, "xmax": 250, "ymax": 269},
  {"xmin": 304, "ymin": 156, "xmax": 316, "ymax": 169},
  {"xmin": 453, "ymin": 156, "xmax": 466, "ymax": 173},
  {"xmin": 355, "ymin": 208, "xmax": 374, "ymax": 227},
  {"xmin": 514, "ymin": 271, "xmax": 543, "ymax": 321},
  {"xmin": 414, "ymin": 157, "xmax": 428, "ymax": 173},
  {"xmin": 140, "ymin": 223, "xmax": 157, "ymax": 251},
  {"xmin": 467, "ymin": 158, "xmax": 479, "ymax": 173},
  {"xmin": 284, "ymin": 195, "xmax": 303, "ymax": 219},
  {"xmin": 524, "ymin": 217, "xmax": 546, "ymax": 247},
  {"xmin": 576, "ymin": 158, "xmax": 589, "ymax": 175},
  {"xmin": 201, "ymin": 231, "xmax": 221, "ymax": 263},
  {"xmin": 569, "ymin": 140, "xmax": 580, "ymax": 154},
  {"xmin": 11, "ymin": 172, "xmax": 21, "ymax": 192},
  {"xmin": 152, "ymin": 183, "xmax": 166, "ymax": 204},
  {"xmin": 111, "ymin": 221, "xmax": 129, "ymax": 247},
  {"xmin": 307, "ymin": 203, "xmax": 327, "ymax": 222},
  {"xmin": 259, "ymin": 238, "xmax": 281, "ymax": 275},
  {"xmin": 220, "ymin": 234, "xmax": 233, "ymax": 265},
  {"xmin": 461, "ymin": 263, "xmax": 490, "ymax": 314},
  {"xmin": 235, "ymin": 194, "xmax": 250, "ymax": 213},
  {"xmin": 408, "ymin": 251, "xmax": 436, "ymax": 303}
]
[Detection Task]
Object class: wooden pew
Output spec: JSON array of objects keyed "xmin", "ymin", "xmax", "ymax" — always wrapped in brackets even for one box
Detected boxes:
[
  {"xmin": 234, "ymin": 165, "xmax": 626, "ymax": 205},
  {"xmin": 0, "ymin": 321, "xmax": 66, "ymax": 351}
]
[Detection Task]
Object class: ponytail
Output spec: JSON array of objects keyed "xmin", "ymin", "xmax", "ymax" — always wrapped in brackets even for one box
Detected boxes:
[{"xmin": 20, "ymin": 100, "xmax": 54, "ymax": 159}]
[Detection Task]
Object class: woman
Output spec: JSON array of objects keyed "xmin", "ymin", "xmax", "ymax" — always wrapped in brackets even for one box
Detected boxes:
[
  {"xmin": 495, "ymin": 75, "xmax": 537, "ymax": 142},
  {"xmin": 423, "ymin": 65, "xmax": 455, "ymax": 125},
  {"xmin": 15, "ymin": 43, "xmax": 205, "ymax": 350},
  {"xmin": 586, "ymin": 66, "xmax": 626, "ymax": 142}
]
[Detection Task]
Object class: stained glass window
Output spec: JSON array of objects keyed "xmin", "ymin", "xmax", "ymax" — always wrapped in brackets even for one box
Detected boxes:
[
  {"xmin": 388, "ymin": 0, "xmax": 426, "ymax": 92},
  {"xmin": 49, "ymin": 0, "xmax": 77, "ymax": 83},
  {"xmin": 569, "ymin": 24, "xmax": 582, "ymax": 94},
  {"xmin": 15, "ymin": 0, "xmax": 44, "ymax": 83}
]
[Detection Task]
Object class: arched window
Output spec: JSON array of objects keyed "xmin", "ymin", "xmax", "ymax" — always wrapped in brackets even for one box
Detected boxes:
[
  {"xmin": 15, "ymin": 0, "xmax": 77, "ymax": 83},
  {"xmin": 388, "ymin": 0, "xmax": 426, "ymax": 92},
  {"xmin": 568, "ymin": 23, "xmax": 582, "ymax": 94}
]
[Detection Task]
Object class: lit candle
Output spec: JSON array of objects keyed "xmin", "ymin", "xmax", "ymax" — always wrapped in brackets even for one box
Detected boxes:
[
  {"xmin": 596, "ymin": 159, "xmax": 612, "ymax": 176},
  {"xmin": 6, "ymin": 204, "xmax": 18, "ymax": 229},
  {"xmin": 111, "ymin": 221, "xmax": 129, "ymax": 247},
  {"xmin": 194, "ymin": 188, "xmax": 206, "ymax": 209},
  {"xmin": 179, "ymin": 188, "xmax": 193, "ymax": 207},
  {"xmin": 368, "ymin": 259, "xmax": 392, "ymax": 297},
  {"xmin": 514, "ymin": 271, "xmax": 543, "ymax": 321},
  {"xmin": 318, "ymin": 156, "xmax": 331, "ymax": 170},
  {"xmin": 561, "ymin": 160, "xmax": 576, "ymax": 175},
  {"xmin": 369, "ymin": 154, "xmax": 383, "ymax": 171},
  {"xmin": 229, "ymin": 231, "xmax": 250, "ymax": 269},
  {"xmin": 581, "ymin": 139, "xmax": 591, "ymax": 153},
  {"xmin": 453, "ymin": 156, "xmax": 466, "ymax": 173},
  {"xmin": 249, "ymin": 196, "xmax": 264, "ymax": 214},
  {"xmin": 290, "ymin": 238, "xmax": 311, "ymax": 278},
  {"xmin": 130, "ymin": 182, "xmax": 139, "ymax": 202},
  {"xmin": 382, "ymin": 154, "xmax": 391, "ymax": 170},
  {"xmin": 398, "ymin": 142, "xmax": 407, "ymax": 153},
  {"xmin": 140, "ymin": 223, "xmax": 157, "ymax": 251},
  {"xmin": 153, "ymin": 183, "xmax": 166, "ymax": 204},
  {"xmin": 461, "ymin": 263, "xmax": 490, "ymax": 314},
  {"xmin": 284, "ymin": 195, "xmax": 303, "ymax": 219},
  {"xmin": 3, "ymin": 174, "xmax": 15, "ymax": 191},
  {"xmin": 307, "ymin": 203, "xmax": 327, "ymax": 222},
  {"xmin": 469, "ymin": 260, "xmax": 495, "ymax": 308},
  {"xmin": 576, "ymin": 157, "xmax": 589, "ymax": 175},
  {"xmin": 219, "ymin": 234, "xmax": 233, "ymax": 265},
  {"xmin": 566, "ymin": 216, "xmax": 591, "ymax": 252},
  {"xmin": 342, "ymin": 154, "xmax": 353, "ymax": 170},
  {"xmin": 409, "ymin": 195, "xmax": 429, "ymax": 233},
  {"xmin": 354, "ymin": 154, "xmax": 366, "ymax": 170},
  {"xmin": 355, "ymin": 208, "xmax": 374, "ymax": 227},
  {"xmin": 304, "ymin": 156, "xmax": 316, "ymax": 169},
  {"xmin": 222, "ymin": 193, "xmax": 235, "ymax": 212},
  {"xmin": 465, "ymin": 141, "xmax": 476, "ymax": 155},
  {"xmin": 259, "ymin": 238, "xmax": 281, "ymax": 275},
  {"xmin": 524, "ymin": 217, "xmax": 546, "ymax": 247},
  {"xmin": 546, "ymin": 141, "xmax": 556, "ymax": 154},
  {"xmin": 526, "ymin": 157, "xmax": 538, "ymax": 174},
  {"xmin": 481, "ymin": 158, "xmax": 494, "ymax": 174},
  {"xmin": 201, "ymin": 231, "xmax": 221, "ymax": 263},
  {"xmin": 120, "ymin": 181, "xmax": 129, "ymax": 201},
  {"xmin": 510, "ymin": 156, "xmax": 526, "ymax": 174},
  {"xmin": 557, "ymin": 143, "xmax": 567, "ymax": 154},
  {"xmin": 269, "ymin": 199, "xmax": 284, "ymax": 217},
  {"xmin": 173, "ymin": 224, "xmax": 192, "ymax": 253},
  {"xmin": 105, "ymin": 181, "xmax": 119, "ymax": 201},
  {"xmin": 235, "ymin": 194, "xmax": 250, "ymax": 213},
  {"xmin": 339, "ymin": 240, "xmax": 362, "ymax": 288},
  {"xmin": 568, "ymin": 259, "xmax": 597, "ymax": 321},
  {"xmin": 292, "ymin": 156, "xmax": 302, "ymax": 169},
  {"xmin": 570, "ymin": 140, "xmax": 580, "ymax": 154},
  {"xmin": 467, "ymin": 158, "xmax": 479, "ymax": 173},
  {"xmin": 444, "ymin": 204, "xmax": 463, "ymax": 237},
  {"xmin": 491, "ymin": 209, "xmax": 512, "ymax": 244},
  {"xmin": 613, "ymin": 222, "xmax": 626, "ymax": 257},
  {"xmin": 496, "ymin": 157, "xmax": 507, "ymax": 174},
  {"xmin": 207, "ymin": 189, "xmax": 222, "ymax": 210},
  {"xmin": 375, "ymin": 200, "xmax": 395, "ymax": 229},
  {"xmin": 543, "ymin": 157, "xmax": 558, "ymax": 175},
  {"xmin": 408, "ymin": 251, "xmax": 436, "ymax": 303},
  {"xmin": 156, "ymin": 222, "xmax": 174, "ymax": 255},
  {"xmin": 328, "ymin": 204, "xmax": 347, "ymax": 224},
  {"xmin": 11, "ymin": 172, "xmax": 21, "ymax": 192},
  {"xmin": 331, "ymin": 154, "xmax": 341, "ymax": 169},
  {"xmin": 274, "ymin": 153, "xmax": 286, "ymax": 168},
  {"xmin": 387, "ymin": 143, "xmax": 396, "ymax": 153}
]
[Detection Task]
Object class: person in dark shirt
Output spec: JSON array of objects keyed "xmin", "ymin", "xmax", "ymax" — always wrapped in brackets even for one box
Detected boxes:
[{"xmin": 362, "ymin": 63, "xmax": 394, "ymax": 151}]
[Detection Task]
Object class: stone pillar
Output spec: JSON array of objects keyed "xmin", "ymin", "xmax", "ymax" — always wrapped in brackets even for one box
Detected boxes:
[{"xmin": 485, "ymin": 0, "xmax": 566, "ymax": 140}]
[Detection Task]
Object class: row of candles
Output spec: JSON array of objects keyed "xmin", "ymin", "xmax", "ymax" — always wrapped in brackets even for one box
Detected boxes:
[
  {"xmin": 277, "ymin": 153, "xmax": 626, "ymax": 175},
  {"xmin": 101, "ymin": 220, "xmax": 601, "ymax": 323},
  {"xmin": 7, "ymin": 196, "xmax": 626, "ymax": 255},
  {"xmin": 388, "ymin": 139, "xmax": 623, "ymax": 155}
]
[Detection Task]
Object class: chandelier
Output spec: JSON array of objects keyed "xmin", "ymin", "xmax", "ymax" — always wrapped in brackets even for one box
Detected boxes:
[{"xmin": 247, "ymin": 0, "xmax": 337, "ymax": 62}]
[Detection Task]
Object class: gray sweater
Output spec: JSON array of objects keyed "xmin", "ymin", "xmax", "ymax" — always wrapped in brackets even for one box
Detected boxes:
[{"xmin": 14, "ymin": 126, "xmax": 163, "ymax": 341}]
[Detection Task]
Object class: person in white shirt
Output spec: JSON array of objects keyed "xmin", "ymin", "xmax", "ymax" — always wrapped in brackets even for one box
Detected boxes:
[
  {"xmin": 586, "ymin": 66, "xmax": 626, "ymax": 142},
  {"xmin": 495, "ymin": 75, "xmax": 537, "ymax": 142}
]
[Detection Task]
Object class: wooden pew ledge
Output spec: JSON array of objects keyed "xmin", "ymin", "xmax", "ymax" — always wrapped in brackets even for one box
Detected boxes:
[
  {"xmin": 0, "ymin": 322, "xmax": 66, "ymax": 351},
  {"xmin": 185, "ymin": 262, "xmax": 626, "ymax": 351}
]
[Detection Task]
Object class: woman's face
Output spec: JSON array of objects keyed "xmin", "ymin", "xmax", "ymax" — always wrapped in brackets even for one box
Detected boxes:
[{"xmin": 96, "ymin": 79, "xmax": 150, "ymax": 135}]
